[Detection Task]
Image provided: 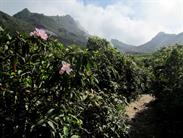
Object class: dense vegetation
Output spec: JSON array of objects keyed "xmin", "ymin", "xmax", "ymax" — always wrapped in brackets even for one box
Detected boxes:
[
  {"xmin": 150, "ymin": 46, "xmax": 183, "ymax": 136},
  {"xmin": 0, "ymin": 27, "xmax": 183, "ymax": 137},
  {"xmin": 0, "ymin": 27, "xmax": 148, "ymax": 138}
]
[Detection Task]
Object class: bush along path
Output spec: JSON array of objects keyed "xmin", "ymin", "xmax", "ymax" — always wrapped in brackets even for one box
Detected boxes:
[
  {"xmin": 0, "ymin": 28, "xmax": 149, "ymax": 138},
  {"xmin": 1, "ymin": 27, "xmax": 183, "ymax": 138},
  {"xmin": 126, "ymin": 45, "xmax": 183, "ymax": 138}
]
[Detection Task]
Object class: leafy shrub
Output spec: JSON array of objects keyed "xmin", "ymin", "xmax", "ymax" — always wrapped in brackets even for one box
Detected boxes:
[
  {"xmin": 151, "ymin": 45, "xmax": 183, "ymax": 135},
  {"xmin": 0, "ymin": 28, "xmax": 145, "ymax": 137}
]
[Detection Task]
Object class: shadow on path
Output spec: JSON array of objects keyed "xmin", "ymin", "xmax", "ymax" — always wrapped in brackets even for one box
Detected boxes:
[
  {"xmin": 127, "ymin": 99, "xmax": 183, "ymax": 138},
  {"xmin": 127, "ymin": 100, "xmax": 160, "ymax": 138}
]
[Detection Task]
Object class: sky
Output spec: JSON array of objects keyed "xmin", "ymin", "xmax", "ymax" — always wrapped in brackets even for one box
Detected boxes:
[{"xmin": 0, "ymin": 0, "xmax": 183, "ymax": 45}]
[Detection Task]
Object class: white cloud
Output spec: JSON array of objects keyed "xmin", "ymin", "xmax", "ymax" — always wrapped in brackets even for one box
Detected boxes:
[{"xmin": 0, "ymin": 0, "xmax": 183, "ymax": 45}]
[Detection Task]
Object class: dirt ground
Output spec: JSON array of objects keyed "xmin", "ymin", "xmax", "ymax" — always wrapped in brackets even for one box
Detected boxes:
[
  {"xmin": 125, "ymin": 94, "xmax": 155, "ymax": 119},
  {"xmin": 125, "ymin": 94, "xmax": 159, "ymax": 138}
]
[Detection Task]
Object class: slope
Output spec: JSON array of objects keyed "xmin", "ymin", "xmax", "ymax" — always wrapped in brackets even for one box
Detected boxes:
[
  {"xmin": 14, "ymin": 8, "xmax": 88, "ymax": 46},
  {"xmin": 0, "ymin": 10, "xmax": 34, "ymax": 34},
  {"xmin": 112, "ymin": 32, "xmax": 183, "ymax": 53}
]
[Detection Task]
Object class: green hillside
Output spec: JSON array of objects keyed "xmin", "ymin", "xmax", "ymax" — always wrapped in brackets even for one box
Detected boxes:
[
  {"xmin": 0, "ymin": 11, "xmax": 34, "ymax": 34},
  {"xmin": 14, "ymin": 8, "xmax": 88, "ymax": 46}
]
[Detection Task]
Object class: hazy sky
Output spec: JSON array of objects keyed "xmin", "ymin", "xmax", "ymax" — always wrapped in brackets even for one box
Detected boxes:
[{"xmin": 0, "ymin": 0, "xmax": 183, "ymax": 45}]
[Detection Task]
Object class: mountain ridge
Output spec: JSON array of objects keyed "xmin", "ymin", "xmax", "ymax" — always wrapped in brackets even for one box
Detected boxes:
[
  {"xmin": 112, "ymin": 32, "xmax": 183, "ymax": 53},
  {"xmin": 0, "ymin": 10, "xmax": 34, "ymax": 34},
  {"xmin": 14, "ymin": 8, "xmax": 89, "ymax": 46},
  {"xmin": 1, "ymin": 8, "xmax": 183, "ymax": 52},
  {"xmin": 0, "ymin": 8, "xmax": 88, "ymax": 46}
]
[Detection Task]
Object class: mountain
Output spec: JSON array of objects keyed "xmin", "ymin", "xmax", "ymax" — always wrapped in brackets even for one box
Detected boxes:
[
  {"xmin": 111, "ymin": 39, "xmax": 137, "ymax": 53},
  {"xmin": 0, "ymin": 8, "xmax": 88, "ymax": 46},
  {"xmin": 138, "ymin": 32, "xmax": 183, "ymax": 53},
  {"xmin": 112, "ymin": 32, "xmax": 183, "ymax": 53},
  {"xmin": 13, "ymin": 8, "xmax": 88, "ymax": 46},
  {"xmin": 2, "ymin": 8, "xmax": 183, "ymax": 51},
  {"xmin": 0, "ymin": 10, "xmax": 34, "ymax": 34}
]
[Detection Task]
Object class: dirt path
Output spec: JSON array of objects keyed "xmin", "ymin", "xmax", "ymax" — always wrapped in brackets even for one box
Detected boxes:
[
  {"xmin": 125, "ymin": 94, "xmax": 155, "ymax": 119},
  {"xmin": 125, "ymin": 94, "xmax": 159, "ymax": 138}
]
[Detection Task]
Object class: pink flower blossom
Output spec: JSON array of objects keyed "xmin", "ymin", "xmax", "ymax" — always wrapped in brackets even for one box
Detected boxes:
[
  {"xmin": 59, "ymin": 61, "xmax": 73, "ymax": 75},
  {"xmin": 30, "ymin": 28, "xmax": 48, "ymax": 40}
]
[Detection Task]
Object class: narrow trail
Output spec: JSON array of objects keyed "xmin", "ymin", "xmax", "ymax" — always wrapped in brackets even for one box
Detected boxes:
[
  {"xmin": 125, "ymin": 94, "xmax": 159, "ymax": 138},
  {"xmin": 125, "ymin": 94, "xmax": 155, "ymax": 119}
]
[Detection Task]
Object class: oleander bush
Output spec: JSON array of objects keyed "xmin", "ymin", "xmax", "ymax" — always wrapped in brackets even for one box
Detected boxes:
[
  {"xmin": 0, "ymin": 28, "xmax": 146, "ymax": 138},
  {"xmin": 1, "ymin": 25, "xmax": 183, "ymax": 137}
]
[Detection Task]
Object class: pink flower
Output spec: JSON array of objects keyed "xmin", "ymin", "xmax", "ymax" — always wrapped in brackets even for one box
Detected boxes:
[
  {"xmin": 59, "ymin": 61, "xmax": 73, "ymax": 75},
  {"xmin": 30, "ymin": 28, "xmax": 48, "ymax": 40}
]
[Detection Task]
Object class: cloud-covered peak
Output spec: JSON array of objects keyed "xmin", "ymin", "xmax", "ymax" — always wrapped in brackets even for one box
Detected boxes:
[{"xmin": 0, "ymin": 0, "xmax": 182, "ymax": 45}]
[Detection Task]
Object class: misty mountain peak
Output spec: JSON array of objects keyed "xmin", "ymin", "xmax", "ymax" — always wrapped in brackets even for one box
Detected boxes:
[
  {"xmin": 156, "ymin": 32, "xmax": 166, "ymax": 37},
  {"xmin": 64, "ymin": 15, "xmax": 73, "ymax": 20},
  {"xmin": 112, "ymin": 31, "xmax": 183, "ymax": 53},
  {"xmin": 12, "ymin": 9, "xmax": 88, "ymax": 46},
  {"xmin": 22, "ymin": 8, "xmax": 30, "ymax": 13},
  {"xmin": 157, "ymin": 32, "xmax": 165, "ymax": 36},
  {"xmin": 178, "ymin": 32, "xmax": 183, "ymax": 36},
  {"xmin": 14, "ymin": 8, "xmax": 31, "ymax": 17},
  {"xmin": 156, "ymin": 32, "xmax": 176, "ymax": 38}
]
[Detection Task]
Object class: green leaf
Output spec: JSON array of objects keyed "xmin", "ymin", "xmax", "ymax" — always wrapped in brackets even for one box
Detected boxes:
[
  {"xmin": 46, "ymin": 109, "xmax": 55, "ymax": 116},
  {"xmin": 17, "ymin": 70, "xmax": 22, "ymax": 75},
  {"xmin": 63, "ymin": 126, "xmax": 69, "ymax": 136},
  {"xmin": 0, "ymin": 26, "xmax": 4, "ymax": 31},
  {"xmin": 71, "ymin": 135, "xmax": 80, "ymax": 138},
  {"xmin": 47, "ymin": 120, "xmax": 55, "ymax": 131},
  {"xmin": 37, "ymin": 119, "xmax": 44, "ymax": 125}
]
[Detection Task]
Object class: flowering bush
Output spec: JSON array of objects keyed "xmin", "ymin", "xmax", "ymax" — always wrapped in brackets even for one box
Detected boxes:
[
  {"xmin": 30, "ymin": 28, "xmax": 48, "ymax": 40},
  {"xmin": 59, "ymin": 61, "xmax": 73, "ymax": 75},
  {"xmin": 0, "ymin": 28, "xmax": 147, "ymax": 138}
]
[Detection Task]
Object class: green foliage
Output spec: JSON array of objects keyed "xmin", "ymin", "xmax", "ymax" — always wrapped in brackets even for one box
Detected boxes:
[
  {"xmin": 0, "ymin": 28, "xmax": 146, "ymax": 137},
  {"xmin": 87, "ymin": 36, "xmax": 110, "ymax": 51},
  {"xmin": 150, "ymin": 45, "xmax": 183, "ymax": 135},
  {"xmin": 151, "ymin": 45, "xmax": 183, "ymax": 104},
  {"xmin": 2, "ymin": 26, "xmax": 183, "ymax": 137}
]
